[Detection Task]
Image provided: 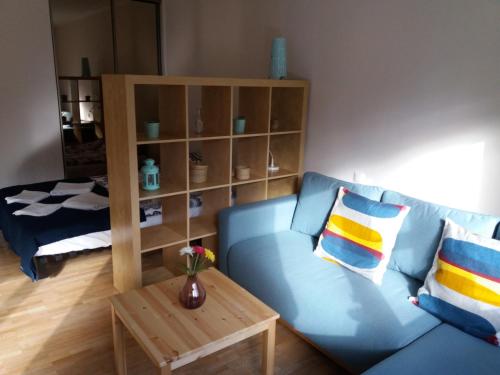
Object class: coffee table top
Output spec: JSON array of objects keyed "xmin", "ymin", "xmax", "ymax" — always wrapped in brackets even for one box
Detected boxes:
[{"xmin": 110, "ymin": 268, "xmax": 279, "ymax": 369}]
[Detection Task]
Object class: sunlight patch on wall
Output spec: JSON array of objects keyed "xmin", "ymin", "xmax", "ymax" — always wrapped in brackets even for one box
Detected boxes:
[{"xmin": 382, "ymin": 142, "xmax": 485, "ymax": 210}]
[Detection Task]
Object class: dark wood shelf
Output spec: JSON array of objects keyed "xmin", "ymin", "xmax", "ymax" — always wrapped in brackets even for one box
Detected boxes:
[
  {"xmin": 58, "ymin": 76, "xmax": 101, "ymax": 80},
  {"xmin": 61, "ymin": 100, "xmax": 101, "ymax": 104}
]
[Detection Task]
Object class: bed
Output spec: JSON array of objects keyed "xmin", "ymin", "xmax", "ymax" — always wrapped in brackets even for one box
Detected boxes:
[
  {"xmin": 0, "ymin": 176, "xmax": 163, "ymax": 281},
  {"xmin": 64, "ymin": 139, "xmax": 107, "ymax": 178},
  {"xmin": 0, "ymin": 177, "xmax": 148, "ymax": 280}
]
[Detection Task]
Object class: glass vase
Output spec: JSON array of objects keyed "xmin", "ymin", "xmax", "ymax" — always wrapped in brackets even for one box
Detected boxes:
[{"xmin": 179, "ymin": 274, "xmax": 206, "ymax": 309}]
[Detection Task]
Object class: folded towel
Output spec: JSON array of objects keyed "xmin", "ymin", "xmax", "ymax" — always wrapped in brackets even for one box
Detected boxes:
[
  {"xmin": 62, "ymin": 192, "xmax": 109, "ymax": 211},
  {"xmin": 50, "ymin": 181, "xmax": 95, "ymax": 196},
  {"xmin": 91, "ymin": 175, "xmax": 108, "ymax": 190},
  {"xmin": 5, "ymin": 190, "xmax": 50, "ymax": 204},
  {"xmin": 13, "ymin": 203, "xmax": 62, "ymax": 217}
]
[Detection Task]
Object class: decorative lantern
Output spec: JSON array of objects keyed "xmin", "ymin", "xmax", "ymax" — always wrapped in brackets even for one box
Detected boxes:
[{"xmin": 140, "ymin": 159, "xmax": 160, "ymax": 191}]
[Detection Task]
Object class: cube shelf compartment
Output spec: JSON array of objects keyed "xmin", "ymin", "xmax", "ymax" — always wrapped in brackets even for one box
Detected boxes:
[
  {"xmin": 189, "ymin": 139, "xmax": 231, "ymax": 190},
  {"xmin": 135, "ymin": 84, "xmax": 187, "ymax": 142},
  {"xmin": 270, "ymin": 87, "xmax": 305, "ymax": 132},
  {"xmin": 140, "ymin": 194, "xmax": 187, "ymax": 253},
  {"xmin": 268, "ymin": 133, "xmax": 301, "ymax": 178},
  {"xmin": 59, "ymin": 79, "xmax": 79, "ymax": 102},
  {"xmin": 233, "ymin": 87, "xmax": 271, "ymax": 135},
  {"xmin": 160, "ymin": 243, "xmax": 189, "ymax": 278},
  {"xmin": 232, "ymin": 135, "xmax": 268, "ymax": 184},
  {"xmin": 103, "ymin": 75, "xmax": 308, "ymax": 292},
  {"xmin": 137, "ymin": 141, "xmax": 187, "ymax": 200},
  {"xmin": 268, "ymin": 176, "xmax": 299, "ymax": 199},
  {"xmin": 142, "ymin": 249, "xmax": 176, "ymax": 286},
  {"xmin": 190, "ymin": 187, "xmax": 229, "ymax": 239},
  {"xmin": 232, "ymin": 181, "xmax": 267, "ymax": 205},
  {"xmin": 78, "ymin": 79, "xmax": 101, "ymax": 101},
  {"xmin": 188, "ymin": 86, "xmax": 231, "ymax": 138}
]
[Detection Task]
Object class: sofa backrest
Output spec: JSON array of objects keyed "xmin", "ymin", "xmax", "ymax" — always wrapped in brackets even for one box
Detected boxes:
[
  {"xmin": 382, "ymin": 190, "xmax": 500, "ymax": 281},
  {"xmin": 291, "ymin": 172, "xmax": 384, "ymax": 237},
  {"xmin": 292, "ymin": 172, "xmax": 500, "ymax": 282}
]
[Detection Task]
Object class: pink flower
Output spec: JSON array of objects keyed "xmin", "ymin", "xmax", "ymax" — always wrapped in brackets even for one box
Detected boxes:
[{"xmin": 193, "ymin": 246, "xmax": 205, "ymax": 255}]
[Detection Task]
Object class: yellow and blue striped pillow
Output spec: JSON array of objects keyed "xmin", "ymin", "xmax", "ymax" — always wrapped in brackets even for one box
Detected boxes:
[
  {"xmin": 416, "ymin": 219, "xmax": 500, "ymax": 345},
  {"xmin": 313, "ymin": 187, "xmax": 410, "ymax": 284}
]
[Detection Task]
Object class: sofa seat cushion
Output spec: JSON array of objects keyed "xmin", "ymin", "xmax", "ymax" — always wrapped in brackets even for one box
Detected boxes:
[
  {"xmin": 291, "ymin": 172, "xmax": 384, "ymax": 237},
  {"xmin": 362, "ymin": 324, "xmax": 500, "ymax": 375},
  {"xmin": 382, "ymin": 190, "xmax": 500, "ymax": 282},
  {"xmin": 227, "ymin": 230, "xmax": 441, "ymax": 373}
]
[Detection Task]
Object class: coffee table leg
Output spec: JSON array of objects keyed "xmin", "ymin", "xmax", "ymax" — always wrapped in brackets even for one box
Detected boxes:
[
  {"xmin": 262, "ymin": 321, "xmax": 276, "ymax": 375},
  {"xmin": 158, "ymin": 366, "xmax": 171, "ymax": 374},
  {"xmin": 112, "ymin": 306, "xmax": 127, "ymax": 375}
]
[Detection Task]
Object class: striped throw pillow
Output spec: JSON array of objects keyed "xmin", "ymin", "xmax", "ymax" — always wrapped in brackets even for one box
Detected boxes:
[
  {"xmin": 313, "ymin": 187, "xmax": 410, "ymax": 284},
  {"xmin": 416, "ymin": 219, "xmax": 500, "ymax": 345}
]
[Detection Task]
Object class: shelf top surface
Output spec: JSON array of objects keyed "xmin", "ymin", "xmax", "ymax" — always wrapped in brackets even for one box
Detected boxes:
[{"xmin": 103, "ymin": 74, "xmax": 308, "ymax": 88}]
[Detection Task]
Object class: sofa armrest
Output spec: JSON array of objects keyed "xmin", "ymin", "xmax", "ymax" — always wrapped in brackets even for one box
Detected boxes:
[{"xmin": 218, "ymin": 194, "xmax": 298, "ymax": 274}]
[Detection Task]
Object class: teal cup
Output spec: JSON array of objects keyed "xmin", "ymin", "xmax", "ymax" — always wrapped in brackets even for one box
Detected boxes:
[
  {"xmin": 233, "ymin": 117, "xmax": 246, "ymax": 134},
  {"xmin": 145, "ymin": 121, "xmax": 160, "ymax": 139}
]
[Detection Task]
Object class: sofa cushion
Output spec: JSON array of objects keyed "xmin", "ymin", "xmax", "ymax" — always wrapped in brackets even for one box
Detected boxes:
[
  {"xmin": 227, "ymin": 230, "xmax": 441, "ymax": 373},
  {"xmin": 314, "ymin": 187, "xmax": 411, "ymax": 284},
  {"xmin": 417, "ymin": 219, "xmax": 500, "ymax": 345},
  {"xmin": 291, "ymin": 172, "xmax": 384, "ymax": 237},
  {"xmin": 362, "ymin": 324, "xmax": 500, "ymax": 375},
  {"xmin": 382, "ymin": 191, "xmax": 500, "ymax": 281}
]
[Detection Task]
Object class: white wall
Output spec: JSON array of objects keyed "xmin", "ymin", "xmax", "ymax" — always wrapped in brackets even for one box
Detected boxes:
[
  {"xmin": 164, "ymin": 0, "xmax": 500, "ymax": 215},
  {"xmin": 0, "ymin": 0, "xmax": 64, "ymax": 187}
]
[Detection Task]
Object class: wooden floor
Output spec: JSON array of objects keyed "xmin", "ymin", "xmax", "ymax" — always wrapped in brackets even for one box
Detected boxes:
[{"xmin": 0, "ymin": 238, "xmax": 347, "ymax": 375}]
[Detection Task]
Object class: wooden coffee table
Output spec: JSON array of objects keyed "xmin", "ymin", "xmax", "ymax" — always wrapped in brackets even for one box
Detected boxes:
[{"xmin": 110, "ymin": 268, "xmax": 280, "ymax": 374}]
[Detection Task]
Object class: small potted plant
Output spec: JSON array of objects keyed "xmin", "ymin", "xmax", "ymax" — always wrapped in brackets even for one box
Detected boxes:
[{"xmin": 178, "ymin": 245, "xmax": 215, "ymax": 309}]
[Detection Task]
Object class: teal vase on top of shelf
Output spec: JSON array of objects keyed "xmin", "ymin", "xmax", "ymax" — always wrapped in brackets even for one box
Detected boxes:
[
  {"xmin": 141, "ymin": 159, "xmax": 160, "ymax": 191},
  {"xmin": 270, "ymin": 37, "xmax": 287, "ymax": 79}
]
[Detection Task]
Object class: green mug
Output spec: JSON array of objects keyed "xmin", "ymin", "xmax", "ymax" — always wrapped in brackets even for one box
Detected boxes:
[
  {"xmin": 233, "ymin": 117, "xmax": 246, "ymax": 134},
  {"xmin": 145, "ymin": 121, "xmax": 160, "ymax": 139}
]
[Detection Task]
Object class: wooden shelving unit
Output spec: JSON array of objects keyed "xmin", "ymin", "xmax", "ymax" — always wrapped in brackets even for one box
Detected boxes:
[
  {"xmin": 103, "ymin": 75, "xmax": 308, "ymax": 292},
  {"xmin": 58, "ymin": 76, "xmax": 106, "ymax": 177}
]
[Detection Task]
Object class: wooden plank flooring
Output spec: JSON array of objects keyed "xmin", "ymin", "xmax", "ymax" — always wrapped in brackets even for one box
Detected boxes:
[{"xmin": 0, "ymin": 237, "xmax": 346, "ymax": 374}]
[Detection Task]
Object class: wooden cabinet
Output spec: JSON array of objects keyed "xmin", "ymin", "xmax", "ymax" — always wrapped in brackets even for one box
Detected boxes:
[{"xmin": 103, "ymin": 75, "xmax": 308, "ymax": 292}]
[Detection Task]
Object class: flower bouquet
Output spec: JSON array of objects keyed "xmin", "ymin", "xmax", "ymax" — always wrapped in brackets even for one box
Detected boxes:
[{"xmin": 178, "ymin": 245, "xmax": 215, "ymax": 309}]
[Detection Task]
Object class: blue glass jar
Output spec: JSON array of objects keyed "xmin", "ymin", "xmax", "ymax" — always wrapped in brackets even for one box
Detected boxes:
[
  {"xmin": 270, "ymin": 37, "xmax": 287, "ymax": 79},
  {"xmin": 140, "ymin": 159, "xmax": 160, "ymax": 191}
]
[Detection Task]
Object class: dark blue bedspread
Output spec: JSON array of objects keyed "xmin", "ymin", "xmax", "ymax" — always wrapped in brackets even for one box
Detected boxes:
[{"xmin": 0, "ymin": 178, "xmax": 112, "ymax": 280}]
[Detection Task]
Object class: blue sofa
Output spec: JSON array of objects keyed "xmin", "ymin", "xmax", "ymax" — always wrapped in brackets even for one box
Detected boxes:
[{"xmin": 219, "ymin": 172, "xmax": 500, "ymax": 374}]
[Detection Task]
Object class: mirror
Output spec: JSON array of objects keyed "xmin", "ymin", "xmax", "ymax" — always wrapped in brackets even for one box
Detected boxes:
[
  {"xmin": 50, "ymin": 0, "xmax": 162, "ymax": 178},
  {"xmin": 114, "ymin": 0, "xmax": 162, "ymax": 75}
]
